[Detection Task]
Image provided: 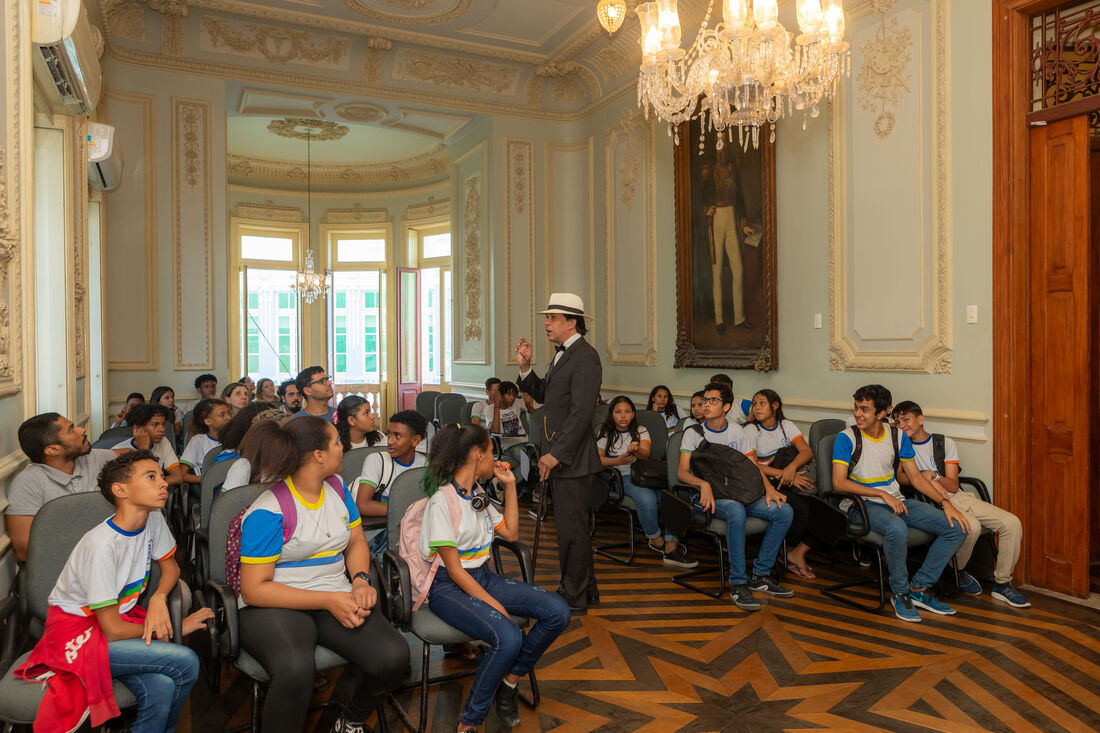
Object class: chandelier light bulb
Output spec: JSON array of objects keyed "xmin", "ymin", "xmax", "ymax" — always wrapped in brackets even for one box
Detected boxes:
[
  {"xmin": 753, "ymin": 0, "xmax": 779, "ymax": 30},
  {"xmin": 655, "ymin": 0, "xmax": 682, "ymax": 53},
  {"xmin": 636, "ymin": 3, "xmax": 662, "ymax": 64},
  {"xmin": 796, "ymin": 0, "xmax": 824, "ymax": 34},
  {"xmin": 597, "ymin": 0, "xmax": 627, "ymax": 34},
  {"xmin": 723, "ymin": 0, "xmax": 750, "ymax": 29},
  {"xmin": 824, "ymin": 0, "xmax": 845, "ymax": 42}
]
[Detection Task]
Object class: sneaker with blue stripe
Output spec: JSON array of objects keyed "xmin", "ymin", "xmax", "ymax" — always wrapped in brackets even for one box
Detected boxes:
[
  {"xmin": 892, "ymin": 593, "xmax": 920, "ymax": 623},
  {"xmin": 991, "ymin": 582, "xmax": 1031, "ymax": 608},
  {"xmin": 957, "ymin": 571, "xmax": 982, "ymax": 596},
  {"xmin": 909, "ymin": 589, "xmax": 956, "ymax": 615}
]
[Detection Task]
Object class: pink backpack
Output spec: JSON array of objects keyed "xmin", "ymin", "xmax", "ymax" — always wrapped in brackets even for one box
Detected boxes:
[{"xmin": 399, "ymin": 483, "xmax": 463, "ymax": 612}]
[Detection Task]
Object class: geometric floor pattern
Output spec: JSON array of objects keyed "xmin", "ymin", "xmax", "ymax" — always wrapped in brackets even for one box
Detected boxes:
[{"xmin": 181, "ymin": 507, "xmax": 1100, "ymax": 732}]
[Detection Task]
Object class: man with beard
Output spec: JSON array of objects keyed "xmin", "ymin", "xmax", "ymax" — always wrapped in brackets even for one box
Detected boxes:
[
  {"xmin": 6, "ymin": 413, "xmax": 130, "ymax": 561},
  {"xmin": 292, "ymin": 366, "xmax": 338, "ymax": 423},
  {"xmin": 277, "ymin": 379, "xmax": 302, "ymax": 414}
]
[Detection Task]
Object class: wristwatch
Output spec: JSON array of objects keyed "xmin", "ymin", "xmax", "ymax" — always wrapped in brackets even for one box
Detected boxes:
[{"xmin": 352, "ymin": 571, "xmax": 371, "ymax": 586}]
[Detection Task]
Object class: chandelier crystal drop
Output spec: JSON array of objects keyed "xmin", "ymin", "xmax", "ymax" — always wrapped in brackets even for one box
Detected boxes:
[
  {"xmin": 597, "ymin": 0, "xmax": 628, "ymax": 35},
  {"xmin": 634, "ymin": 0, "xmax": 849, "ymax": 150}
]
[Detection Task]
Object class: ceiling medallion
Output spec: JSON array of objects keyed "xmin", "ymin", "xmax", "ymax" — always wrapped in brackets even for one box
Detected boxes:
[
  {"xmin": 267, "ymin": 117, "xmax": 349, "ymax": 141},
  {"xmin": 333, "ymin": 102, "xmax": 388, "ymax": 123}
]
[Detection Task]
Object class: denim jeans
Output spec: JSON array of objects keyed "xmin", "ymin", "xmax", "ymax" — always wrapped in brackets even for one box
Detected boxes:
[
  {"xmin": 367, "ymin": 527, "xmax": 388, "ymax": 556},
  {"xmin": 695, "ymin": 496, "xmax": 793, "ymax": 586},
  {"xmin": 620, "ymin": 475, "xmax": 675, "ymax": 542},
  {"xmin": 427, "ymin": 564, "xmax": 570, "ymax": 727},
  {"xmin": 855, "ymin": 499, "xmax": 966, "ymax": 596},
  {"xmin": 107, "ymin": 638, "xmax": 200, "ymax": 733}
]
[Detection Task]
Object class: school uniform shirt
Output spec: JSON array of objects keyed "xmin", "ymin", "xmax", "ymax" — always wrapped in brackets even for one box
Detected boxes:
[
  {"xmin": 480, "ymin": 403, "xmax": 527, "ymax": 438},
  {"xmin": 180, "ymin": 433, "xmax": 219, "ymax": 475},
  {"xmin": 910, "ymin": 433, "xmax": 960, "ymax": 480},
  {"xmin": 596, "ymin": 426, "xmax": 652, "ymax": 476},
  {"xmin": 680, "ymin": 420, "xmax": 756, "ymax": 458},
  {"xmin": 5, "ymin": 449, "xmax": 117, "ymax": 517},
  {"xmin": 732, "ymin": 398, "xmax": 752, "ymax": 425},
  {"xmin": 657, "ymin": 407, "xmax": 685, "ymax": 433},
  {"xmin": 831, "ymin": 426, "xmax": 916, "ymax": 503},
  {"xmin": 113, "ymin": 437, "xmax": 180, "ymax": 475},
  {"xmin": 745, "ymin": 419, "xmax": 802, "ymax": 466},
  {"xmin": 239, "ymin": 476, "xmax": 361, "ymax": 606},
  {"xmin": 420, "ymin": 486, "xmax": 504, "ymax": 570},
  {"xmin": 221, "ymin": 458, "xmax": 252, "ymax": 492},
  {"xmin": 49, "ymin": 511, "xmax": 176, "ymax": 617},
  {"xmin": 355, "ymin": 452, "xmax": 427, "ymax": 503},
  {"xmin": 291, "ymin": 407, "xmax": 338, "ymax": 424}
]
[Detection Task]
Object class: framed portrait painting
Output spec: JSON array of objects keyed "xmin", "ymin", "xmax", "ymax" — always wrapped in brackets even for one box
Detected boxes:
[{"xmin": 673, "ymin": 119, "xmax": 778, "ymax": 370}]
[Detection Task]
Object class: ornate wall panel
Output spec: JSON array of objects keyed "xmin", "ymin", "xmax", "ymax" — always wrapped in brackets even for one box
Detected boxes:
[
  {"xmin": 324, "ymin": 204, "xmax": 391, "ymax": 224},
  {"xmin": 172, "ymin": 98, "xmax": 214, "ymax": 370},
  {"xmin": 70, "ymin": 119, "xmax": 89, "ymax": 382},
  {"xmin": 546, "ymin": 140, "xmax": 595, "ymax": 347},
  {"xmin": 0, "ymin": 0, "xmax": 28, "ymax": 399},
  {"xmin": 504, "ymin": 139, "xmax": 534, "ymax": 366},
  {"xmin": 604, "ymin": 109, "xmax": 656, "ymax": 366},
  {"xmin": 829, "ymin": 0, "xmax": 951, "ymax": 373},
  {"xmin": 452, "ymin": 142, "xmax": 487, "ymax": 364},
  {"xmin": 104, "ymin": 90, "xmax": 159, "ymax": 371}
]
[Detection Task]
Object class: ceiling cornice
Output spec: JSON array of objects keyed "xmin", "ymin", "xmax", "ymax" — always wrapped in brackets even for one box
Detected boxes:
[{"xmin": 227, "ymin": 143, "xmax": 449, "ymax": 187}]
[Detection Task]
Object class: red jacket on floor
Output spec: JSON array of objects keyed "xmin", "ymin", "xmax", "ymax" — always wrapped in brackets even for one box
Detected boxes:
[{"xmin": 15, "ymin": 605, "xmax": 146, "ymax": 733}]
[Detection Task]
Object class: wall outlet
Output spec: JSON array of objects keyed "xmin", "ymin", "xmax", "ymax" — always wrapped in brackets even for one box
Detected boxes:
[
  {"xmin": 966, "ymin": 305, "xmax": 978, "ymax": 324},
  {"xmin": 813, "ymin": 313, "xmax": 822, "ymax": 329}
]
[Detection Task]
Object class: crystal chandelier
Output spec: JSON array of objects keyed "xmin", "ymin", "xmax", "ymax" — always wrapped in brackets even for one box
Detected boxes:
[
  {"xmin": 634, "ymin": 0, "xmax": 849, "ymax": 149},
  {"xmin": 292, "ymin": 128, "xmax": 329, "ymax": 304},
  {"xmin": 597, "ymin": 0, "xmax": 628, "ymax": 34}
]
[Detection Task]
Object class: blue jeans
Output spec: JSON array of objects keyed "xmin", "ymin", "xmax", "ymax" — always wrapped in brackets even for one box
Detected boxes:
[
  {"xmin": 696, "ymin": 496, "xmax": 793, "ymax": 586},
  {"xmin": 107, "ymin": 638, "xmax": 200, "ymax": 733},
  {"xmin": 621, "ymin": 475, "xmax": 675, "ymax": 542},
  {"xmin": 428, "ymin": 564, "xmax": 570, "ymax": 727},
  {"xmin": 367, "ymin": 527, "xmax": 388, "ymax": 556},
  {"xmin": 855, "ymin": 499, "xmax": 966, "ymax": 596}
]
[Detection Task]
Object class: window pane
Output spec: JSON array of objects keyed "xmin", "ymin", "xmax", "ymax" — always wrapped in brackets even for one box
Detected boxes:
[
  {"xmin": 242, "ymin": 235, "xmax": 294, "ymax": 261},
  {"xmin": 443, "ymin": 269, "xmax": 452, "ymax": 384},
  {"xmin": 422, "ymin": 232, "xmax": 451, "ymax": 259},
  {"xmin": 244, "ymin": 268, "xmax": 299, "ymax": 383},
  {"xmin": 336, "ymin": 238, "xmax": 385, "ymax": 263},
  {"xmin": 330, "ymin": 270, "xmax": 383, "ymax": 386},
  {"xmin": 336, "ymin": 291, "xmax": 346, "ymax": 309}
]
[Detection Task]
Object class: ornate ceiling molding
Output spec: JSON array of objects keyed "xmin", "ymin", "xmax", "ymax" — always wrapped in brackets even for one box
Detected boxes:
[
  {"xmin": 267, "ymin": 117, "xmax": 349, "ymax": 140},
  {"xmin": 227, "ymin": 143, "xmax": 449, "ymax": 186},
  {"xmin": 341, "ymin": 0, "xmax": 473, "ymax": 26},
  {"xmin": 200, "ymin": 15, "xmax": 351, "ymax": 67},
  {"xmin": 323, "ymin": 204, "xmax": 391, "ymax": 224},
  {"xmin": 392, "ymin": 49, "xmax": 521, "ymax": 95},
  {"xmin": 333, "ymin": 102, "xmax": 388, "ymax": 123},
  {"xmin": 404, "ymin": 197, "xmax": 450, "ymax": 221},
  {"xmin": 233, "ymin": 201, "xmax": 305, "ymax": 222}
]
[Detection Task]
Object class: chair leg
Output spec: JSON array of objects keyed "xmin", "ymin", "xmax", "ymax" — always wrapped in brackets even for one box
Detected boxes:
[
  {"xmin": 418, "ymin": 642, "xmax": 431, "ymax": 733},
  {"xmin": 821, "ymin": 546, "xmax": 888, "ymax": 614},
  {"xmin": 672, "ymin": 533, "xmax": 726, "ymax": 599},
  {"xmin": 519, "ymin": 669, "xmax": 541, "ymax": 709},
  {"xmin": 594, "ymin": 506, "xmax": 637, "ymax": 565},
  {"xmin": 250, "ymin": 680, "xmax": 262, "ymax": 733}
]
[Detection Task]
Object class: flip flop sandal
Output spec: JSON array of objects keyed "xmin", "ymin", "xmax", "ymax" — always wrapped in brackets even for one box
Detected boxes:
[{"xmin": 786, "ymin": 561, "xmax": 816, "ymax": 580}]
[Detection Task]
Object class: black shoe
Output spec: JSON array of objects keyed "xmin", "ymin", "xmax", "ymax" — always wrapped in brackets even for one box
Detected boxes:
[
  {"xmin": 662, "ymin": 545, "xmax": 699, "ymax": 568},
  {"xmin": 716, "ymin": 322, "xmax": 727, "ymax": 333},
  {"xmin": 736, "ymin": 319, "xmax": 754, "ymax": 330},
  {"xmin": 748, "ymin": 574, "xmax": 795, "ymax": 598},
  {"xmin": 729, "ymin": 584, "xmax": 760, "ymax": 611},
  {"xmin": 586, "ymin": 585, "xmax": 600, "ymax": 604},
  {"xmin": 494, "ymin": 683, "xmax": 521, "ymax": 727},
  {"xmin": 556, "ymin": 587, "xmax": 588, "ymax": 616}
]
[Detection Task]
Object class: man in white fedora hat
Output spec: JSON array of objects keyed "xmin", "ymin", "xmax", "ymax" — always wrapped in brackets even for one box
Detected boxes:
[{"xmin": 516, "ymin": 292, "xmax": 603, "ymax": 615}]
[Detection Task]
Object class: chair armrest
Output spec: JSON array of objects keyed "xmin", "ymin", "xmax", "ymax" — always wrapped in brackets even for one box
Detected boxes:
[
  {"xmin": 601, "ymin": 469, "xmax": 625, "ymax": 503},
  {"xmin": 491, "ymin": 538, "xmax": 534, "ymax": 585},
  {"xmin": 205, "ymin": 580, "xmax": 240, "ymax": 662},
  {"xmin": 166, "ymin": 581, "xmax": 186, "ymax": 643},
  {"xmin": 491, "ymin": 435, "xmax": 504, "ymax": 460},
  {"xmin": 671, "ymin": 484, "xmax": 711, "ymax": 523},
  {"xmin": 958, "ymin": 476, "xmax": 991, "ymax": 503},
  {"xmin": 821, "ymin": 491, "xmax": 871, "ymax": 537},
  {"xmin": 382, "ymin": 550, "xmax": 412, "ymax": 628},
  {"xmin": 0, "ymin": 593, "xmax": 21, "ymax": 674}
]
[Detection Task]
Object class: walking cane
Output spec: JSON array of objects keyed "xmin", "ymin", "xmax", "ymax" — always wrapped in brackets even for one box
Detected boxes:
[{"xmin": 530, "ymin": 479, "xmax": 550, "ymax": 568}]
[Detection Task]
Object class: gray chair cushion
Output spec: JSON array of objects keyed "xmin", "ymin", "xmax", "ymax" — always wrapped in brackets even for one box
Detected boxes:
[
  {"xmin": 410, "ymin": 608, "xmax": 529, "ymax": 645},
  {"xmin": 699, "ymin": 516, "xmax": 771, "ymax": 536},
  {"xmin": 0, "ymin": 651, "xmax": 138, "ymax": 724},
  {"xmin": 234, "ymin": 646, "xmax": 349, "ymax": 684}
]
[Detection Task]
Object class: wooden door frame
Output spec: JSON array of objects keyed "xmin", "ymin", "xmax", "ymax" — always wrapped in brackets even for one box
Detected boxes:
[{"xmin": 993, "ymin": 0, "xmax": 1094, "ymax": 588}]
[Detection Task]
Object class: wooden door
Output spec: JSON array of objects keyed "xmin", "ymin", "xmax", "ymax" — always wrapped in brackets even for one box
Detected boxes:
[
  {"xmin": 1028, "ymin": 116, "xmax": 1091, "ymax": 596},
  {"xmin": 395, "ymin": 267, "xmax": 420, "ymax": 411}
]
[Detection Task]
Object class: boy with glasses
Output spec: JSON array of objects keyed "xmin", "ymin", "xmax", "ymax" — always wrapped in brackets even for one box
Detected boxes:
[{"xmin": 292, "ymin": 366, "xmax": 337, "ymax": 424}]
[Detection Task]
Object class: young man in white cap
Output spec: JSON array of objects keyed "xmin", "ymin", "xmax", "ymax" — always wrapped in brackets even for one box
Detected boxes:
[{"xmin": 516, "ymin": 293, "xmax": 603, "ymax": 616}]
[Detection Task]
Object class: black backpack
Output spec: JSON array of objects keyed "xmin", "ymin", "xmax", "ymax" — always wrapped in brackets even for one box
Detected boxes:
[
  {"xmin": 687, "ymin": 425, "xmax": 764, "ymax": 505},
  {"xmin": 846, "ymin": 425, "xmax": 901, "ymax": 477}
]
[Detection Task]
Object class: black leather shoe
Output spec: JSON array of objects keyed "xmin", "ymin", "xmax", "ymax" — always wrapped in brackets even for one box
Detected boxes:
[
  {"xmin": 556, "ymin": 587, "xmax": 589, "ymax": 616},
  {"xmin": 586, "ymin": 585, "xmax": 600, "ymax": 604},
  {"xmin": 494, "ymin": 682, "xmax": 521, "ymax": 727}
]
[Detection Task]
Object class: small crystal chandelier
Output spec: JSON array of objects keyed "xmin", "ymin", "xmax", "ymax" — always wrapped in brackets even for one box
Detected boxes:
[
  {"xmin": 597, "ymin": 0, "xmax": 628, "ymax": 35},
  {"xmin": 633, "ymin": 0, "xmax": 849, "ymax": 150},
  {"xmin": 292, "ymin": 128, "xmax": 329, "ymax": 304}
]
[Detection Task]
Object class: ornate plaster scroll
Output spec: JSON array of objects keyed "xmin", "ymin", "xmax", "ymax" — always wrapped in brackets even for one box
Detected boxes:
[
  {"xmin": 393, "ymin": 50, "xmax": 520, "ymax": 95},
  {"xmin": 173, "ymin": 98, "xmax": 213, "ymax": 369},
  {"xmin": 505, "ymin": 139, "xmax": 534, "ymax": 365},
  {"xmin": 200, "ymin": 16, "xmax": 350, "ymax": 67},
  {"xmin": 858, "ymin": 0, "xmax": 912, "ymax": 139},
  {"xmin": 341, "ymin": 0, "xmax": 472, "ymax": 25},
  {"xmin": 462, "ymin": 174, "xmax": 482, "ymax": 342}
]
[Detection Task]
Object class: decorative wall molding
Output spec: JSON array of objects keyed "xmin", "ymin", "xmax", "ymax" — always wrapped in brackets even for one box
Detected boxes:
[
  {"xmin": 103, "ymin": 0, "xmax": 147, "ymax": 41},
  {"xmin": 172, "ymin": 98, "xmax": 214, "ymax": 370},
  {"xmin": 228, "ymin": 180, "xmax": 449, "ymax": 198},
  {"xmin": 604, "ymin": 108, "xmax": 656, "ymax": 366},
  {"xmin": 828, "ymin": 0, "xmax": 951, "ymax": 373},
  {"xmin": 323, "ymin": 204, "xmax": 391, "ymax": 224},
  {"xmin": 341, "ymin": 0, "xmax": 473, "ymax": 26},
  {"xmin": 392, "ymin": 49, "xmax": 522, "ymax": 95},
  {"xmin": 0, "ymin": 0, "xmax": 27, "ymax": 399},
  {"xmin": 404, "ymin": 197, "xmax": 449, "ymax": 222},
  {"xmin": 504, "ymin": 138, "xmax": 534, "ymax": 366},
  {"xmin": 70, "ymin": 120, "xmax": 89, "ymax": 381},
  {"xmin": 461, "ymin": 173, "xmax": 482, "ymax": 342},
  {"xmin": 452, "ymin": 142, "xmax": 487, "ymax": 364},
  {"xmin": 233, "ymin": 201, "xmax": 305, "ymax": 222},
  {"xmin": 199, "ymin": 15, "xmax": 351, "ymax": 69},
  {"xmin": 104, "ymin": 89, "xmax": 159, "ymax": 371},
  {"xmin": 361, "ymin": 36, "xmax": 391, "ymax": 84},
  {"xmin": 226, "ymin": 145, "xmax": 448, "ymax": 186}
]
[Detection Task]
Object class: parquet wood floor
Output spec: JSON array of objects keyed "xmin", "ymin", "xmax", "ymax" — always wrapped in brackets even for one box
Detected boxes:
[{"xmin": 182, "ymin": 507, "xmax": 1100, "ymax": 732}]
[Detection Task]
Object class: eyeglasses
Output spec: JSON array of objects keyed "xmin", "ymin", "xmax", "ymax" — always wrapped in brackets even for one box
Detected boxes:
[
  {"xmin": 309, "ymin": 375, "xmax": 333, "ymax": 387},
  {"xmin": 702, "ymin": 396, "xmax": 723, "ymax": 405}
]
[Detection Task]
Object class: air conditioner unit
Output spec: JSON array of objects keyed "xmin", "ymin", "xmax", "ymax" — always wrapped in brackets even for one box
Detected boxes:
[
  {"xmin": 31, "ymin": 0, "xmax": 102, "ymax": 115},
  {"xmin": 87, "ymin": 122, "xmax": 123, "ymax": 192}
]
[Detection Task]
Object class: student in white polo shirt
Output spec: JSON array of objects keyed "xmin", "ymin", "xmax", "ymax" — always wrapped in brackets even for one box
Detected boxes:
[
  {"xmin": 6, "ymin": 413, "xmax": 129, "ymax": 562},
  {"xmin": 471, "ymin": 377, "xmax": 501, "ymax": 426},
  {"xmin": 179, "ymin": 398, "xmax": 231, "ymax": 478},
  {"xmin": 113, "ymin": 403, "xmax": 183, "ymax": 486},
  {"xmin": 355, "ymin": 410, "xmax": 427, "ymax": 555}
]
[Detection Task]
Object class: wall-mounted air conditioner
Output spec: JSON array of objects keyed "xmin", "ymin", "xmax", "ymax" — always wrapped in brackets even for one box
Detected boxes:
[
  {"xmin": 31, "ymin": 0, "xmax": 102, "ymax": 115},
  {"xmin": 87, "ymin": 122, "xmax": 122, "ymax": 192}
]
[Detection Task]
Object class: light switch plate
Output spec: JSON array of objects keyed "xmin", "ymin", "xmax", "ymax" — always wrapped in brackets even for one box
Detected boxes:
[
  {"xmin": 966, "ymin": 305, "xmax": 978, "ymax": 324},
  {"xmin": 813, "ymin": 313, "xmax": 822, "ymax": 329}
]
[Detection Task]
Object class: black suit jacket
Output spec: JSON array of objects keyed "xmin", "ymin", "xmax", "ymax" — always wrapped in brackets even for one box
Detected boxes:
[{"xmin": 517, "ymin": 337, "xmax": 603, "ymax": 479}]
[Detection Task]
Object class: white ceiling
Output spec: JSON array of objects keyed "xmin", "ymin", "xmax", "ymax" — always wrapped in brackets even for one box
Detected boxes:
[{"xmin": 227, "ymin": 116, "xmax": 438, "ymax": 164}]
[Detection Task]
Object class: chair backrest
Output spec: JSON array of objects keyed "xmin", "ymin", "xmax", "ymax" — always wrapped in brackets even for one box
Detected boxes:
[
  {"xmin": 459, "ymin": 400, "xmax": 476, "ymax": 424},
  {"xmin": 436, "ymin": 393, "xmax": 466, "ymax": 426},
  {"xmin": 181, "ymin": 410, "xmax": 194, "ymax": 445},
  {"xmin": 414, "ymin": 390, "xmax": 440, "ymax": 422},
  {"xmin": 592, "ymin": 403, "xmax": 609, "ymax": 429},
  {"xmin": 385, "ymin": 466, "xmax": 428, "ymax": 552},
  {"xmin": 200, "ymin": 445, "xmax": 223, "ymax": 477},
  {"xmin": 94, "ymin": 425, "xmax": 133, "ymax": 449},
  {"xmin": 808, "ymin": 419, "xmax": 846, "ymax": 460},
  {"xmin": 26, "ymin": 493, "xmax": 116, "ymax": 623},
  {"xmin": 815, "ymin": 434, "xmax": 839, "ymax": 497},
  {"xmin": 200, "ymin": 457, "xmax": 240, "ymax": 530},
  {"xmin": 208, "ymin": 483, "xmax": 269, "ymax": 585},
  {"xmin": 340, "ymin": 445, "xmax": 388, "ymax": 487},
  {"xmin": 635, "ymin": 410, "xmax": 669, "ymax": 461},
  {"xmin": 519, "ymin": 409, "xmax": 530, "ymax": 434},
  {"xmin": 666, "ymin": 430, "xmax": 687, "ymax": 487}
]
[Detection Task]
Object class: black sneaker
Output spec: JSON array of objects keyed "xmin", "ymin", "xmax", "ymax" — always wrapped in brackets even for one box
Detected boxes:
[
  {"xmin": 748, "ymin": 574, "xmax": 795, "ymax": 598},
  {"xmin": 662, "ymin": 544, "xmax": 699, "ymax": 568},
  {"xmin": 494, "ymin": 682, "xmax": 521, "ymax": 727},
  {"xmin": 730, "ymin": 584, "xmax": 760, "ymax": 611}
]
